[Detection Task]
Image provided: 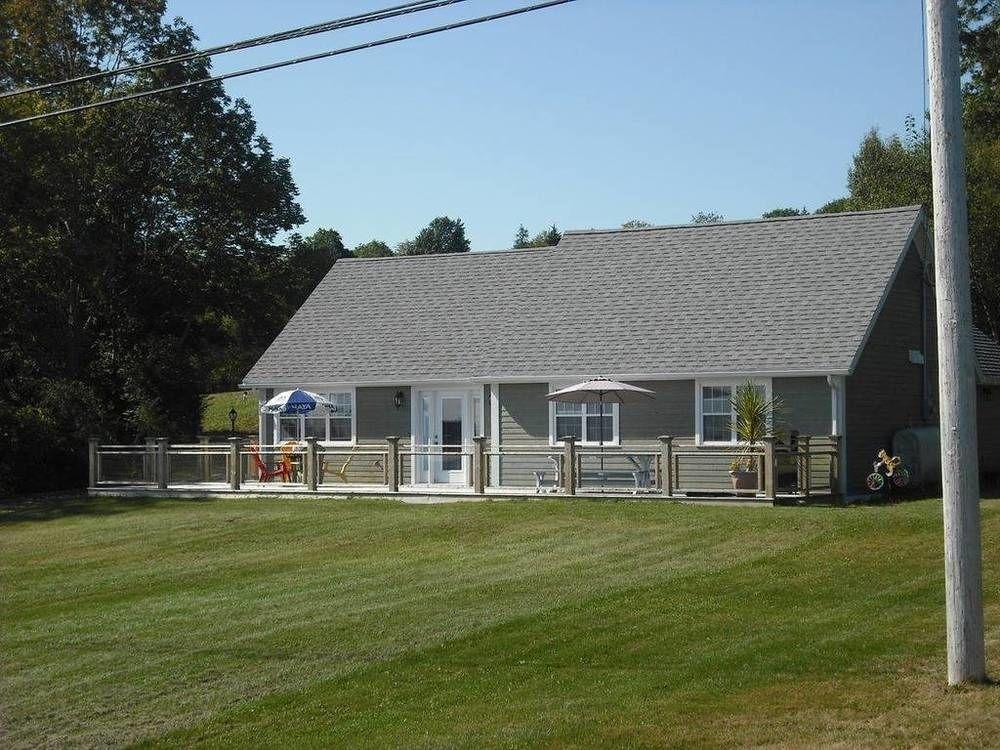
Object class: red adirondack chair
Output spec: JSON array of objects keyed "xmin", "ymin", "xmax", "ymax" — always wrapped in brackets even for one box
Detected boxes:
[{"xmin": 249, "ymin": 442, "xmax": 291, "ymax": 482}]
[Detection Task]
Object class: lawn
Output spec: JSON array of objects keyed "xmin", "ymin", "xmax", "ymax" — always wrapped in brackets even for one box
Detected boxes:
[
  {"xmin": 200, "ymin": 390, "xmax": 258, "ymax": 435},
  {"xmin": 2, "ymin": 497, "xmax": 999, "ymax": 748}
]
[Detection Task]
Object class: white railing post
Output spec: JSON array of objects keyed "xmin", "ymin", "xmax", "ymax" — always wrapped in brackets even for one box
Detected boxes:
[
  {"xmin": 304, "ymin": 437, "xmax": 318, "ymax": 491},
  {"xmin": 88, "ymin": 437, "xmax": 99, "ymax": 487},
  {"xmin": 761, "ymin": 436, "xmax": 777, "ymax": 503},
  {"xmin": 799, "ymin": 435, "xmax": 811, "ymax": 499},
  {"xmin": 658, "ymin": 435, "xmax": 673, "ymax": 497},
  {"xmin": 198, "ymin": 435, "xmax": 211, "ymax": 483},
  {"xmin": 561, "ymin": 436, "xmax": 577, "ymax": 495},
  {"xmin": 829, "ymin": 434, "xmax": 842, "ymax": 500},
  {"xmin": 473, "ymin": 436, "xmax": 487, "ymax": 495},
  {"xmin": 386, "ymin": 437, "xmax": 400, "ymax": 493},
  {"xmin": 228, "ymin": 437, "xmax": 242, "ymax": 491},
  {"xmin": 143, "ymin": 437, "xmax": 156, "ymax": 483},
  {"xmin": 156, "ymin": 437, "xmax": 169, "ymax": 490}
]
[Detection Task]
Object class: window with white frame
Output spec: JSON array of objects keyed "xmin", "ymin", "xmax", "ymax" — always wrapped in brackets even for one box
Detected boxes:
[
  {"xmin": 696, "ymin": 379, "xmax": 770, "ymax": 444},
  {"xmin": 551, "ymin": 401, "xmax": 618, "ymax": 445},
  {"xmin": 274, "ymin": 390, "xmax": 354, "ymax": 444}
]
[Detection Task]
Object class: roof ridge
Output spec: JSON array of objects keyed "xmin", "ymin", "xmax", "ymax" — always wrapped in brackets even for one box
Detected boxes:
[
  {"xmin": 339, "ymin": 245, "xmax": 557, "ymax": 263},
  {"xmin": 563, "ymin": 204, "xmax": 924, "ymax": 237}
]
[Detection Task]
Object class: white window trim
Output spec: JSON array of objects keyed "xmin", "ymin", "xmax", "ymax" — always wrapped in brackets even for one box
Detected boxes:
[
  {"xmin": 695, "ymin": 378, "xmax": 772, "ymax": 446},
  {"xmin": 273, "ymin": 386, "xmax": 356, "ymax": 446},
  {"xmin": 547, "ymin": 382, "xmax": 620, "ymax": 447}
]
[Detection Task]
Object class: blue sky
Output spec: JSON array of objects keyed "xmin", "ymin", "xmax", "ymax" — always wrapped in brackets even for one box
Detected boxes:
[{"xmin": 164, "ymin": 0, "xmax": 926, "ymax": 250}]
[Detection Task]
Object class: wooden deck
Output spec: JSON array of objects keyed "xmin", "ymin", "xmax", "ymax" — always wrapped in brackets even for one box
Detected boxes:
[{"xmin": 87, "ymin": 481, "xmax": 823, "ymax": 505}]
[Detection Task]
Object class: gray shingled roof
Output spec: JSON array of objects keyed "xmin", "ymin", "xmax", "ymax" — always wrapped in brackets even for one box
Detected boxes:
[
  {"xmin": 974, "ymin": 327, "xmax": 1000, "ymax": 385},
  {"xmin": 242, "ymin": 205, "xmax": 923, "ymax": 386}
]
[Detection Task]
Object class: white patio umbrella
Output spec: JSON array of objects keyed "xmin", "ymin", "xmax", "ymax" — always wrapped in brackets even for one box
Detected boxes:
[
  {"xmin": 260, "ymin": 389, "xmax": 336, "ymax": 415},
  {"xmin": 546, "ymin": 378, "xmax": 655, "ymax": 471}
]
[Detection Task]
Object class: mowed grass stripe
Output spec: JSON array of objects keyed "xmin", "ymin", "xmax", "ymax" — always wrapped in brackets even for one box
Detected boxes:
[
  {"xmin": 2, "ymin": 498, "xmax": 997, "ymax": 748},
  {"xmin": 147, "ymin": 506, "xmax": 995, "ymax": 748},
  {"xmin": 5, "ymin": 499, "xmax": 815, "ymax": 745}
]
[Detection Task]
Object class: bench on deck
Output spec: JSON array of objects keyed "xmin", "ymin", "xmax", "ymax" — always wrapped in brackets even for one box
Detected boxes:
[
  {"xmin": 537, "ymin": 454, "xmax": 654, "ymax": 494},
  {"xmin": 579, "ymin": 468, "xmax": 653, "ymax": 494}
]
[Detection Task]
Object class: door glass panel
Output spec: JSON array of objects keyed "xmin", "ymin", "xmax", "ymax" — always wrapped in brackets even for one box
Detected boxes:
[
  {"xmin": 441, "ymin": 397, "xmax": 462, "ymax": 471},
  {"xmin": 419, "ymin": 393, "xmax": 432, "ymax": 481}
]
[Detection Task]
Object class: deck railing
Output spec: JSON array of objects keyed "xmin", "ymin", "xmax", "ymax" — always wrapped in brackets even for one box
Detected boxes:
[{"xmin": 87, "ymin": 433, "xmax": 841, "ymax": 501}]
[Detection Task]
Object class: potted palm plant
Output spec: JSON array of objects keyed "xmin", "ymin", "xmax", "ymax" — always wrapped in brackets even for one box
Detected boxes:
[{"xmin": 728, "ymin": 380, "xmax": 783, "ymax": 491}]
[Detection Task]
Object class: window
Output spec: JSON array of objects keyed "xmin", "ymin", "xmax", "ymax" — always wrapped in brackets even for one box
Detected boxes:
[
  {"xmin": 551, "ymin": 400, "xmax": 618, "ymax": 445},
  {"xmin": 326, "ymin": 391, "xmax": 353, "ymax": 441},
  {"xmin": 696, "ymin": 379, "xmax": 771, "ymax": 445},
  {"xmin": 701, "ymin": 385, "xmax": 733, "ymax": 443},
  {"xmin": 273, "ymin": 389, "xmax": 355, "ymax": 444}
]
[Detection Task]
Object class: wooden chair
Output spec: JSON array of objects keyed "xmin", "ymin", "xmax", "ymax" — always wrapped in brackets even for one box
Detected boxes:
[{"xmin": 249, "ymin": 442, "xmax": 291, "ymax": 483}]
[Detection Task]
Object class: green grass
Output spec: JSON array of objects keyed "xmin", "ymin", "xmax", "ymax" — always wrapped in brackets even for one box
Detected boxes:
[
  {"xmin": 200, "ymin": 390, "xmax": 258, "ymax": 435},
  {"xmin": 2, "ymin": 497, "xmax": 999, "ymax": 748}
]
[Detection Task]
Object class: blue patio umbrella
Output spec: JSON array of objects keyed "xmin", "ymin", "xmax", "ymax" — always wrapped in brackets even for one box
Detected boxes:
[{"xmin": 260, "ymin": 389, "xmax": 335, "ymax": 415}]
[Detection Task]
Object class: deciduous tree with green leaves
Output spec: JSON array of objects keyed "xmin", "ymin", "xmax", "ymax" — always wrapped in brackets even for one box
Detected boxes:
[
  {"xmin": 621, "ymin": 219, "xmax": 652, "ymax": 229},
  {"xmin": 0, "ymin": 0, "xmax": 306, "ymax": 492},
  {"xmin": 397, "ymin": 216, "xmax": 471, "ymax": 255},
  {"xmin": 817, "ymin": 2, "xmax": 1000, "ymax": 338},
  {"xmin": 762, "ymin": 207, "xmax": 808, "ymax": 218},
  {"xmin": 354, "ymin": 239, "xmax": 394, "ymax": 258}
]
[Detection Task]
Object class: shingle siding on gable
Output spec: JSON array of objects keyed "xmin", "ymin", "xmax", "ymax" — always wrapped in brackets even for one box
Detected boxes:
[{"xmin": 845, "ymin": 241, "xmax": 933, "ymax": 493}]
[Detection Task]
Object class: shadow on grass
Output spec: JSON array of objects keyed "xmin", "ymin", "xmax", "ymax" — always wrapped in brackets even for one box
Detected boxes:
[{"xmin": 0, "ymin": 493, "xmax": 221, "ymax": 526}]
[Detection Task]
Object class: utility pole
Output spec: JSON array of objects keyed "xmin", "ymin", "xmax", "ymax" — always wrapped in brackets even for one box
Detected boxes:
[{"xmin": 924, "ymin": 0, "xmax": 987, "ymax": 685}]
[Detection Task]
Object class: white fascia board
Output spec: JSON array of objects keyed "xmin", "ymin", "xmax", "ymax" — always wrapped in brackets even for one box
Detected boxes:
[{"xmin": 242, "ymin": 369, "xmax": 849, "ymax": 390}]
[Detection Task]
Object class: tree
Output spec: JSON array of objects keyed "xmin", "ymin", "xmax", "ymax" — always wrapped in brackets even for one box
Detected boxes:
[
  {"xmin": 762, "ymin": 207, "xmax": 808, "ymax": 218},
  {"xmin": 815, "ymin": 198, "xmax": 853, "ymax": 214},
  {"xmin": 512, "ymin": 223, "xmax": 561, "ymax": 248},
  {"xmin": 821, "ymin": 134, "xmax": 1000, "ymax": 341},
  {"xmin": 621, "ymin": 219, "xmax": 652, "ymax": 229},
  {"xmin": 691, "ymin": 211, "xmax": 724, "ymax": 224},
  {"xmin": 285, "ymin": 228, "xmax": 350, "ymax": 305},
  {"xmin": 0, "ymin": 0, "xmax": 305, "ymax": 492},
  {"xmin": 960, "ymin": 0, "xmax": 1000, "ymax": 136},
  {"xmin": 529, "ymin": 225, "xmax": 561, "ymax": 247},
  {"xmin": 354, "ymin": 239, "xmax": 394, "ymax": 258},
  {"xmin": 397, "ymin": 216, "xmax": 471, "ymax": 255}
]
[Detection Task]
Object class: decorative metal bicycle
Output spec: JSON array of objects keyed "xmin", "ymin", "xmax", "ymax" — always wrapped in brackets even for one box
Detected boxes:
[{"xmin": 865, "ymin": 449, "xmax": 910, "ymax": 492}]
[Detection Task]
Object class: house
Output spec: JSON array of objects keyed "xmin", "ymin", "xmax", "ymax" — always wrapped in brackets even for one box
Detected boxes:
[
  {"xmin": 242, "ymin": 205, "xmax": 999, "ymax": 496},
  {"xmin": 974, "ymin": 327, "xmax": 1000, "ymax": 485}
]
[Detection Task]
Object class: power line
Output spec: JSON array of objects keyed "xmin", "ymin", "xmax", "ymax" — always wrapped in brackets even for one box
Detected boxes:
[
  {"xmin": 0, "ymin": 0, "xmax": 579, "ymax": 129},
  {"xmin": 0, "ymin": 0, "xmax": 470, "ymax": 101}
]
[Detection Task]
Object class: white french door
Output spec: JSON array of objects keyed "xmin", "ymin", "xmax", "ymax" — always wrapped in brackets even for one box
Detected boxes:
[
  {"xmin": 412, "ymin": 388, "xmax": 478, "ymax": 485},
  {"xmin": 435, "ymin": 392, "xmax": 467, "ymax": 483}
]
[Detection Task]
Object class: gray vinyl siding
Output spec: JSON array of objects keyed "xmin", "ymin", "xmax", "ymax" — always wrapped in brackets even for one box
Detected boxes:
[
  {"xmin": 497, "ymin": 383, "xmax": 554, "ymax": 487},
  {"xmin": 318, "ymin": 386, "xmax": 409, "ymax": 486},
  {"xmin": 259, "ymin": 388, "xmax": 274, "ymax": 444},
  {"xmin": 357, "ymin": 386, "xmax": 411, "ymax": 443},
  {"xmin": 979, "ymin": 387, "xmax": 1000, "ymax": 478},
  {"xmin": 773, "ymin": 377, "xmax": 831, "ymax": 436},
  {"xmin": 845, "ymin": 240, "xmax": 934, "ymax": 494},
  {"xmin": 618, "ymin": 380, "xmax": 695, "ymax": 447},
  {"xmin": 495, "ymin": 378, "xmax": 834, "ymax": 493}
]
